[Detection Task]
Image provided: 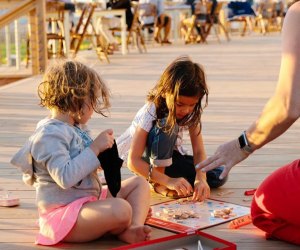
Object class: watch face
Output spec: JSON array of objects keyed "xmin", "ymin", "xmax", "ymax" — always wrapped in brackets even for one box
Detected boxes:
[
  {"xmin": 238, "ymin": 132, "xmax": 253, "ymax": 153},
  {"xmin": 238, "ymin": 134, "xmax": 246, "ymax": 148}
]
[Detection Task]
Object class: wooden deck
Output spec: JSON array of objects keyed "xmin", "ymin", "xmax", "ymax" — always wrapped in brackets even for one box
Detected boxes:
[{"xmin": 1, "ymin": 33, "xmax": 299, "ymax": 250}]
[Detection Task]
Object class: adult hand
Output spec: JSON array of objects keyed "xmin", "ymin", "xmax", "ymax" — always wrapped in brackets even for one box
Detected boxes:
[
  {"xmin": 91, "ymin": 129, "xmax": 114, "ymax": 155},
  {"xmin": 165, "ymin": 177, "xmax": 193, "ymax": 197},
  {"xmin": 192, "ymin": 179, "xmax": 210, "ymax": 202},
  {"xmin": 196, "ymin": 139, "xmax": 249, "ymax": 180}
]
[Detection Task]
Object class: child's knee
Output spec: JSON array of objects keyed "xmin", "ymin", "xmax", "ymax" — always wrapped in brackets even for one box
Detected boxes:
[
  {"xmin": 206, "ymin": 166, "xmax": 228, "ymax": 188},
  {"xmin": 133, "ymin": 175, "xmax": 150, "ymax": 192},
  {"xmin": 111, "ymin": 199, "xmax": 132, "ymax": 226}
]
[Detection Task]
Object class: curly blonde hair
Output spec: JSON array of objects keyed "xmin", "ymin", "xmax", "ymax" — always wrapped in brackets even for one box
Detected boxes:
[
  {"xmin": 38, "ymin": 60, "xmax": 110, "ymax": 118},
  {"xmin": 147, "ymin": 56, "xmax": 208, "ymax": 133}
]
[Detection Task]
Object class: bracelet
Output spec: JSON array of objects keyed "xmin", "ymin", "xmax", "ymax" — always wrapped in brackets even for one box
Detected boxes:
[
  {"xmin": 147, "ymin": 164, "xmax": 153, "ymax": 182},
  {"xmin": 195, "ymin": 163, "xmax": 200, "ymax": 170}
]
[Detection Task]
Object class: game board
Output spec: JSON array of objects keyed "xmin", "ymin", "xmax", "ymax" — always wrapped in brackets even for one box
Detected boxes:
[{"xmin": 146, "ymin": 198, "xmax": 250, "ymax": 233}]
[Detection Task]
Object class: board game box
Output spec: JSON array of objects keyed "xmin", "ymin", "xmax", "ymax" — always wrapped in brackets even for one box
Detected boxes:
[
  {"xmin": 146, "ymin": 198, "xmax": 250, "ymax": 233},
  {"xmin": 112, "ymin": 230, "xmax": 236, "ymax": 250}
]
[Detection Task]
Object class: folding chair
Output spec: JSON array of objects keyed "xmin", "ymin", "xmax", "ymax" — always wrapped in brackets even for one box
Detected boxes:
[
  {"xmin": 202, "ymin": 1, "xmax": 230, "ymax": 43},
  {"xmin": 182, "ymin": 1, "xmax": 229, "ymax": 44},
  {"xmin": 46, "ymin": 1, "xmax": 66, "ymax": 58},
  {"xmin": 139, "ymin": 3, "xmax": 158, "ymax": 44},
  {"xmin": 256, "ymin": 0, "xmax": 283, "ymax": 33},
  {"xmin": 70, "ymin": 3, "xmax": 109, "ymax": 62},
  {"xmin": 194, "ymin": 1, "xmax": 213, "ymax": 43},
  {"xmin": 26, "ymin": 1, "xmax": 66, "ymax": 66},
  {"xmin": 127, "ymin": 1, "xmax": 147, "ymax": 53},
  {"xmin": 181, "ymin": 0, "xmax": 212, "ymax": 44},
  {"xmin": 181, "ymin": 14, "xmax": 197, "ymax": 44}
]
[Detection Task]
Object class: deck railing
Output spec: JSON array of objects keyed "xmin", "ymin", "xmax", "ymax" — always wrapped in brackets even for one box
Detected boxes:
[{"xmin": 0, "ymin": 0, "xmax": 47, "ymax": 75}]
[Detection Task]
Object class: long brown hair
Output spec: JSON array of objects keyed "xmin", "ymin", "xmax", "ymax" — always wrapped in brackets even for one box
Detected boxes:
[{"xmin": 147, "ymin": 56, "xmax": 208, "ymax": 133}]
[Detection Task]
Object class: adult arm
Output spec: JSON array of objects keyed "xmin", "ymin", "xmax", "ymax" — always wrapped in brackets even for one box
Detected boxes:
[
  {"xmin": 247, "ymin": 2, "xmax": 300, "ymax": 147},
  {"xmin": 198, "ymin": 2, "xmax": 300, "ymax": 179}
]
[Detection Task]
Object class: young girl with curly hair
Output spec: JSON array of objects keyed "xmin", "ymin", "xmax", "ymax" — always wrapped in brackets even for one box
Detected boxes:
[{"xmin": 11, "ymin": 60, "xmax": 151, "ymax": 246}]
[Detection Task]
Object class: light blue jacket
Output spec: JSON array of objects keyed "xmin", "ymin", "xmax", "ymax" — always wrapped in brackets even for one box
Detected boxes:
[{"xmin": 11, "ymin": 118, "xmax": 101, "ymax": 212}]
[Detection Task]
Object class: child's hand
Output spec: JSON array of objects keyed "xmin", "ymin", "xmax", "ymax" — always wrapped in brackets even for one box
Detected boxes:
[
  {"xmin": 166, "ymin": 177, "xmax": 193, "ymax": 197},
  {"xmin": 192, "ymin": 179, "xmax": 210, "ymax": 202},
  {"xmin": 90, "ymin": 129, "xmax": 114, "ymax": 155}
]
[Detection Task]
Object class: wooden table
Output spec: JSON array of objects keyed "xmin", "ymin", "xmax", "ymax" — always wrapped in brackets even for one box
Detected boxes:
[
  {"xmin": 92, "ymin": 8, "xmax": 127, "ymax": 55},
  {"xmin": 165, "ymin": 4, "xmax": 191, "ymax": 43}
]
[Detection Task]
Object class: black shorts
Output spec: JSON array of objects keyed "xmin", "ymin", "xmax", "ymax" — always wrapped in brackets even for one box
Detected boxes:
[{"xmin": 157, "ymin": 15, "xmax": 170, "ymax": 27}]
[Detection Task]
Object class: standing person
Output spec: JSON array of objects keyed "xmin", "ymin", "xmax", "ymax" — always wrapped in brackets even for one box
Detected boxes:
[
  {"xmin": 139, "ymin": 0, "xmax": 172, "ymax": 44},
  {"xmin": 10, "ymin": 60, "xmax": 151, "ymax": 246},
  {"xmin": 117, "ymin": 56, "xmax": 227, "ymax": 201},
  {"xmin": 197, "ymin": 2, "xmax": 300, "ymax": 245}
]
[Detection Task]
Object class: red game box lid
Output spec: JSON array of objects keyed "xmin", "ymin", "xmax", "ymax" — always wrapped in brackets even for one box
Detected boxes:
[{"xmin": 112, "ymin": 230, "xmax": 236, "ymax": 250}]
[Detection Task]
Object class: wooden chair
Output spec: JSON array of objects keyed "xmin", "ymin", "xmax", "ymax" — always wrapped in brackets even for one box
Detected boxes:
[
  {"xmin": 255, "ymin": 0, "xmax": 284, "ymax": 33},
  {"xmin": 181, "ymin": 0, "xmax": 211, "ymax": 44},
  {"xmin": 46, "ymin": 1, "xmax": 66, "ymax": 58},
  {"xmin": 139, "ymin": 2, "xmax": 158, "ymax": 44},
  {"xmin": 70, "ymin": 3, "xmax": 109, "ymax": 62},
  {"xmin": 181, "ymin": 14, "xmax": 197, "ymax": 44},
  {"xmin": 202, "ymin": 1, "xmax": 230, "ymax": 43},
  {"xmin": 127, "ymin": 1, "xmax": 147, "ymax": 53},
  {"xmin": 193, "ymin": 1, "xmax": 213, "ymax": 43},
  {"xmin": 26, "ymin": 1, "xmax": 66, "ymax": 66},
  {"xmin": 182, "ymin": 1, "xmax": 229, "ymax": 44}
]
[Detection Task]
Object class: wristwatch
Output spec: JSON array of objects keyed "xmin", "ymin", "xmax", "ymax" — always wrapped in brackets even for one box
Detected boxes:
[{"xmin": 238, "ymin": 131, "xmax": 253, "ymax": 154}]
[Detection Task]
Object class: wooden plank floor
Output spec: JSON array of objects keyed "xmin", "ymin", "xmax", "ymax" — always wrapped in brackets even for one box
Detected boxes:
[{"xmin": 1, "ymin": 33, "xmax": 299, "ymax": 249}]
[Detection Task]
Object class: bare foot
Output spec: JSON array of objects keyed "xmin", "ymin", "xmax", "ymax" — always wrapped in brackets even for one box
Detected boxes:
[{"xmin": 118, "ymin": 225, "xmax": 152, "ymax": 244}]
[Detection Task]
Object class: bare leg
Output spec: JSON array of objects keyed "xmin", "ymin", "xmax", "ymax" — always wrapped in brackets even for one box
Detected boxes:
[
  {"xmin": 154, "ymin": 26, "xmax": 162, "ymax": 43},
  {"xmin": 63, "ymin": 198, "xmax": 132, "ymax": 242},
  {"xmin": 63, "ymin": 176, "xmax": 151, "ymax": 244},
  {"xmin": 163, "ymin": 16, "xmax": 172, "ymax": 42},
  {"xmin": 115, "ymin": 176, "xmax": 152, "ymax": 243}
]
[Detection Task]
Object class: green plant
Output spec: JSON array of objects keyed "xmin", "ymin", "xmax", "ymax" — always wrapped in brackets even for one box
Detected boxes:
[{"xmin": 0, "ymin": 38, "xmax": 27, "ymax": 64}]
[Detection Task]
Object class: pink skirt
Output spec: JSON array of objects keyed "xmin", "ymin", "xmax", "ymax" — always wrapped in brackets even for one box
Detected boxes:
[{"xmin": 36, "ymin": 187, "xmax": 108, "ymax": 245}]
